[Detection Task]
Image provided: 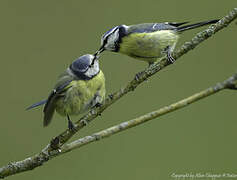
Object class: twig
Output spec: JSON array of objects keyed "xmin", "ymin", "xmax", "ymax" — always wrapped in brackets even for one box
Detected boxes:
[
  {"xmin": 55, "ymin": 7, "xmax": 237, "ymax": 149},
  {"xmin": 1, "ymin": 69, "xmax": 237, "ymax": 179},
  {"xmin": 60, "ymin": 72, "xmax": 237, "ymax": 154},
  {"xmin": 0, "ymin": 7, "xmax": 236, "ymax": 179}
]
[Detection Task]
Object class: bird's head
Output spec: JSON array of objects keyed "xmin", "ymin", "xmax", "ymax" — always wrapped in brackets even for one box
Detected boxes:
[
  {"xmin": 96, "ymin": 25, "xmax": 127, "ymax": 55},
  {"xmin": 70, "ymin": 54, "xmax": 100, "ymax": 80}
]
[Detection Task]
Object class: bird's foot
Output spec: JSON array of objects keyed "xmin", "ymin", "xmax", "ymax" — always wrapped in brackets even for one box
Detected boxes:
[
  {"xmin": 80, "ymin": 119, "xmax": 89, "ymax": 126},
  {"xmin": 50, "ymin": 137, "xmax": 60, "ymax": 150},
  {"xmin": 67, "ymin": 115, "xmax": 76, "ymax": 132},
  {"xmin": 68, "ymin": 120, "xmax": 76, "ymax": 132},
  {"xmin": 135, "ymin": 71, "xmax": 143, "ymax": 81},
  {"xmin": 148, "ymin": 62, "xmax": 155, "ymax": 67},
  {"xmin": 93, "ymin": 103, "xmax": 102, "ymax": 116},
  {"xmin": 95, "ymin": 102, "xmax": 102, "ymax": 108},
  {"xmin": 108, "ymin": 94, "xmax": 114, "ymax": 100},
  {"xmin": 165, "ymin": 46, "xmax": 176, "ymax": 64}
]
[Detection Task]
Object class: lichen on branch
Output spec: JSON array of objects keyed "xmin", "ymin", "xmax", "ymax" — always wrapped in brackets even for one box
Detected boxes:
[{"xmin": 0, "ymin": 7, "xmax": 237, "ymax": 179}]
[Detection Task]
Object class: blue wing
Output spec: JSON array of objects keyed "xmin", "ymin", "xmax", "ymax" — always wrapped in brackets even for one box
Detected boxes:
[
  {"xmin": 128, "ymin": 20, "xmax": 218, "ymax": 34},
  {"xmin": 43, "ymin": 79, "xmax": 73, "ymax": 126},
  {"xmin": 128, "ymin": 22, "xmax": 189, "ymax": 34},
  {"xmin": 26, "ymin": 76, "xmax": 73, "ymax": 126}
]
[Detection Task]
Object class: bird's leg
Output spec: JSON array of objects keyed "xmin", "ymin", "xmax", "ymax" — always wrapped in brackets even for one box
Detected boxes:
[
  {"xmin": 67, "ymin": 115, "xmax": 76, "ymax": 132},
  {"xmin": 94, "ymin": 102, "xmax": 102, "ymax": 108},
  {"xmin": 135, "ymin": 71, "xmax": 144, "ymax": 81},
  {"xmin": 80, "ymin": 119, "xmax": 89, "ymax": 126},
  {"xmin": 108, "ymin": 94, "xmax": 114, "ymax": 100},
  {"xmin": 148, "ymin": 62, "xmax": 154, "ymax": 67},
  {"xmin": 50, "ymin": 137, "xmax": 61, "ymax": 151},
  {"xmin": 164, "ymin": 46, "xmax": 176, "ymax": 64},
  {"xmin": 94, "ymin": 102, "xmax": 102, "ymax": 116}
]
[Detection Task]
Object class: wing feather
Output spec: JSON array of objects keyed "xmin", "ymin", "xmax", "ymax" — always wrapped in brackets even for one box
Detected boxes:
[{"xmin": 43, "ymin": 78, "xmax": 73, "ymax": 127}]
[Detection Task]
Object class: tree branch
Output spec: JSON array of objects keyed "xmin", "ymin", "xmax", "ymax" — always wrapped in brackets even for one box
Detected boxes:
[
  {"xmin": 1, "ymin": 68, "xmax": 237, "ymax": 179},
  {"xmin": 0, "ymin": 7, "xmax": 236, "ymax": 179},
  {"xmin": 54, "ymin": 7, "xmax": 237, "ymax": 148},
  {"xmin": 60, "ymin": 72, "xmax": 237, "ymax": 154}
]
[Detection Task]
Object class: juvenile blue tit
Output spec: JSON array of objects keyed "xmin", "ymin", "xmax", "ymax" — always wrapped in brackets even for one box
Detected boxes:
[
  {"xmin": 94, "ymin": 20, "xmax": 219, "ymax": 65},
  {"xmin": 27, "ymin": 54, "xmax": 106, "ymax": 131}
]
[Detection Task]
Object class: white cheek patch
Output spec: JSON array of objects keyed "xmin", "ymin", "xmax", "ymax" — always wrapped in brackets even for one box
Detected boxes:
[
  {"xmin": 101, "ymin": 37, "xmax": 104, "ymax": 46},
  {"xmin": 103, "ymin": 26, "xmax": 118, "ymax": 39},
  {"xmin": 85, "ymin": 61, "xmax": 100, "ymax": 78},
  {"xmin": 101, "ymin": 26, "xmax": 118, "ymax": 45},
  {"xmin": 105, "ymin": 28, "xmax": 119, "ymax": 50}
]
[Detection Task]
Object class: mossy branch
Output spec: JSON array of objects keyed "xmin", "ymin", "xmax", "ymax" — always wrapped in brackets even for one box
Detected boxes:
[
  {"xmin": 59, "ymin": 72, "xmax": 237, "ymax": 154},
  {"xmin": 0, "ymin": 7, "xmax": 236, "ymax": 179},
  {"xmin": 1, "ymin": 69, "xmax": 237, "ymax": 179},
  {"xmin": 52, "ymin": 7, "xmax": 237, "ymax": 150}
]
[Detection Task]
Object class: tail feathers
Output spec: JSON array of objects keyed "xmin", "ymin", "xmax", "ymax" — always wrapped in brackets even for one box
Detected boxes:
[
  {"xmin": 43, "ymin": 93, "xmax": 58, "ymax": 127},
  {"xmin": 26, "ymin": 99, "xmax": 47, "ymax": 110},
  {"xmin": 43, "ymin": 107, "xmax": 55, "ymax": 127},
  {"xmin": 176, "ymin": 19, "xmax": 219, "ymax": 32},
  {"xmin": 169, "ymin": 21, "xmax": 189, "ymax": 27}
]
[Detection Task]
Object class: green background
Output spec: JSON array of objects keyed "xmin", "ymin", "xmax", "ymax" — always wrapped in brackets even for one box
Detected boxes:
[{"xmin": 0, "ymin": 1, "xmax": 236, "ymax": 179}]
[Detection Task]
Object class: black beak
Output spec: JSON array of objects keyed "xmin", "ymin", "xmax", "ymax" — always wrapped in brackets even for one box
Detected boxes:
[
  {"xmin": 95, "ymin": 46, "xmax": 105, "ymax": 56},
  {"xmin": 91, "ymin": 46, "xmax": 105, "ymax": 66}
]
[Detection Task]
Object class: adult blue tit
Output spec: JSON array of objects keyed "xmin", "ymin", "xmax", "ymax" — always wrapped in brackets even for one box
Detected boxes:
[
  {"xmin": 27, "ymin": 54, "xmax": 106, "ymax": 131},
  {"xmin": 95, "ymin": 20, "xmax": 219, "ymax": 65}
]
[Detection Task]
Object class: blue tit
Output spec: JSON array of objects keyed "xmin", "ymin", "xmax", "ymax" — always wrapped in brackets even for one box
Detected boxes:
[
  {"xmin": 27, "ymin": 54, "xmax": 106, "ymax": 131},
  {"xmin": 95, "ymin": 20, "xmax": 219, "ymax": 65}
]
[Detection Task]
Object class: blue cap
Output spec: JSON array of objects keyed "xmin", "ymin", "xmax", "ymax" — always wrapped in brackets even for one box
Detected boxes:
[{"xmin": 70, "ymin": 54, "xmax": 93, "ymax": 73}]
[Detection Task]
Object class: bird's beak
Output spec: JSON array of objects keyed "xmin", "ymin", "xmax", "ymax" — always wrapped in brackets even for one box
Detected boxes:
[
  {"xmin": 91, "ymin": 46, "xmax": 105, "ymax": 66},
  {"xmin": 94, "ymin": 46, "xmax": 105, "ymax": 57},
  {"xmin": 98, "ymin": 46, "xmax": 105, "ymax": 54}
]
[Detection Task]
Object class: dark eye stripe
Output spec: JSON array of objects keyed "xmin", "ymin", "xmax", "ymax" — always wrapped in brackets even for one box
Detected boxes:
[
  {"xmin": 101, "ymin": 26, "xmax": 119, "ymax": 49},
  {"xmin": 102, "ymin": 26, "xmax": 118, "ymax": 39}
]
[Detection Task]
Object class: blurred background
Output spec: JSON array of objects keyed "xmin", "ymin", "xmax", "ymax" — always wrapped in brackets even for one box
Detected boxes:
[{"xmin": 0, "ymin": 1, "xmax": 236, "ymax": 179}]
